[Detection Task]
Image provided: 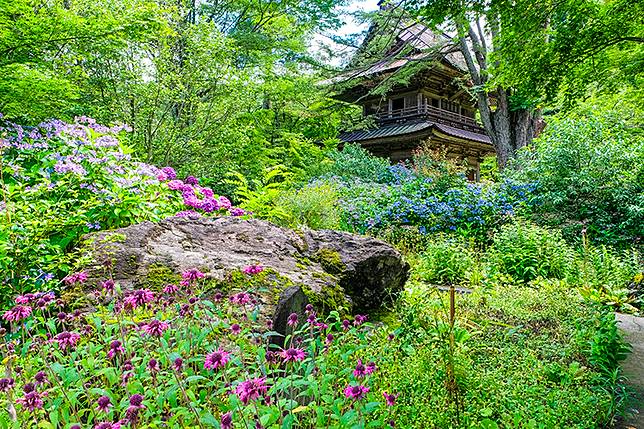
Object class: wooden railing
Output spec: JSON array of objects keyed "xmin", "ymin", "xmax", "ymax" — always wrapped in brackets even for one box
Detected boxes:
[{"xmin": 375, "ymin": 105, "xmax": 483, "ymax": 131}]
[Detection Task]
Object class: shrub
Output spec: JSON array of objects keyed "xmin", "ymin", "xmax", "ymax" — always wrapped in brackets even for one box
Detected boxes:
[
  {"xmin": 506, "ymin": 108, "xmax": 644, "ymax": 247},
  {"xmin": 278, "ymin": 181, "xmax": 341, "ymax": 230},
  {"xmin": 415, "ymin": 236, "xmax": 477, "ymax": 286},
  {"xmin": 487, "ymin": 221, "xmax": 573, "ymax": 283},
  {"xmin": 0, "ymin": 117, "xmax": 246, "ymax": 308},
  {"xmin": 319, "ymin": 143, "xmax": 395, "ymax": 183}
]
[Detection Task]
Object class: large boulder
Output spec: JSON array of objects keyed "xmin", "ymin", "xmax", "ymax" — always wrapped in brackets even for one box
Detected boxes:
[{"xmin": 78, "ymin": 216, "xmax": 409, "ymax": 335}]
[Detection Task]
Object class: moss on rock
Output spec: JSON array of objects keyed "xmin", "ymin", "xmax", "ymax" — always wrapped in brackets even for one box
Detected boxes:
[{"xmin": 314, "ymin": 248, "xmax": 345, "ymax": 275}]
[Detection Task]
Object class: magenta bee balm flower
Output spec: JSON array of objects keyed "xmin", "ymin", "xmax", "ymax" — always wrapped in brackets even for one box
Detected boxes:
[
  {"xmin": 287, "ymin": 313, "xmax": 298, "ymax": 327},
  {"xmin": 353, "ymin": 359, "xmax": 368, "ymax": 378},
  {"xmin": 53, "ymin": 331, "xmax": 81, "ymax": 350},
  {"xmin": 96, "ymin": 395, "xmax": 112, "ymax": 413},
  {"xmin": 124, "ymin": 289, "xmax": 154, "ymax": 309},
  {"xmin": 280, "ymin": 347, "xmax": 307, "ymax": 363},
  {"xmin": 2, "ymin": 305, "xmax": 32, "ymax": 322},
  {"xmin": 221, "ymin": 411, "xmax": 233, "ymax": 429},
  {"xmin": 204, "ymin": 350, "xmax": 230, "ymax": 371},
  {"xmin": 344, "ymin": 384, "xmax": 370, "ymax": 400},
  {"xmin": 142, "ymin": 319, "xmax": 169, "ymax": 337},
  {"xmin": 236, "ymin": 377, "xmax": 268, "ymax": 405},
  {"xmin": 383, "ymin": 391, "xmax": 399, "ymax": 406}
]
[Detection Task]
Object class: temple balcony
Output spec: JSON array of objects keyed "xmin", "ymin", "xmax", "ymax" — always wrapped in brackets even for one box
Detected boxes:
[{"xmin": 374, "ymin": 105, "xmax": 485, "ymax": 134}]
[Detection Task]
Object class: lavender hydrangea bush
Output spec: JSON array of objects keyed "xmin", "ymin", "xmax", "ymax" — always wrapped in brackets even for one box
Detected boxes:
[
  {"xmin": 0, "ymin": 116, "xmax": 247, "ymax": 308},
  {"xmin": 0, "ymin": 267, "xmax": 396, "ymax": 428}
]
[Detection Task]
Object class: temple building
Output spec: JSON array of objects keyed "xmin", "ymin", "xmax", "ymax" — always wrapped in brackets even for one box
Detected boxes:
[{"xmin": 332, "ymin": 16, "xmax": 494, "ymax": 180}]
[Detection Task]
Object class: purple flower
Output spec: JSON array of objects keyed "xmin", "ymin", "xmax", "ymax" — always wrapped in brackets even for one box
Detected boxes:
[
  {"xmin": 173, "ymin": 357, "xmax": 183, "ymax": 371},
  {"xmin": 167, "ymin": 179, "xmax": 185, "ymax": 190},
  {"xmin": 94, "ymin": 423, "xmax": 121, "ymax": 429},
  {"xmin": 230, "ymin": 292, "xmax": 251, "ymax": 305},
  {"xmin": 147, "ymin": 359, "xmax": 160, "ymax": 373},
  {"xmin": 142, "ymin": 319, "xmax": 169, "ymax": 337},
  {"xmin": 129, "ymin": 394, "xmax": 144, "ymax": 408},
  {"xmin": 204, "ymin": 350, "xmax": 231, "ymax": 371},
  {"xmin": 230, "ymin": 324, "xmax": 241, "ymax": 335},
  {"xmin": 230, "ymin": 207, "xmax": 246, "ymax": 216},
  {"xmin": 280, "ymin": 347, "xmax": 307, "ymax": 363},
  {"xmin": 307, "ymin": 313, "xmax": 317, "ymax": 325},
  {"xmin": 342, "ymin": 319, "xmax": 350, "ymax": 331},
  {"xmin": 287, "ymin": 313, "xmax": 298, "ymax": 327},
  {"xmin": 236, "ymin": 377, "xmax": 268, "ymax": 405},
  {"xmin": 218, "ymin": 196, "xmax": 232, "ymax": 209},
  {"xmin": 161, "ymin": 166, "xmax": 177, "ymax": 180},
  {"xmin": 366, "ymin": 361, "xmax": 377, "ymax": 375},
  {"xmin": 16, "ymin": 385, "xmax": 43, "ymax": 411},
  {"xmin": 34, "ymin": 371, "xmax": 49, "ymax": 386},
  {"xmin": 353, "ymin": 359, "xmax": 367, "ymax": 378},
  {"xmin": 221, "ymin": 411, "xmax": 233, "ymax": 429},
  {"xmin": 63, "ymin": 271, "xmax": 88, "ymax": 285},
  {"xmin": 343, "ymin": 384, "xmax": 369, "ymax": 400},
  {"xmin": 2, "ymin": 305, "xmax": 32, "ymax": 322},
  {"xmin": 14, "ymin": 294, "xmax": 34, "ymax": 304},
  {"xmin": 182, "ymin": 269, "xmax": 205, "ymax": 282},
  {"xmin": 101, "ymin": 280, "xmax": 115, "ymax": 293},
  {"xmin": 108, "ymin": 340, "xmax": 125, "ymax": 359},
  {"xmin": 53, "ymin": 331, "xmax": 81, "ymax": 350},
  {"xmin": 96, "ymin": 396, "xmax": 112, "ymax": 413},
  {"xmin": 185, "ymin": 176, "xmax": 199, "ymax": 186},
  {"xmin": 174, "ymin": 210, "xmax": 201, "ymax": 218},
  {"xmin": 354, "ymin": 315, "xmax": 367, "ymax": 326},
  {"xmin": 383, "ymin": 391, "xmax": 398, "ymax": 406},
  {"xmin": 0, "ymin": 378, "xmax": 14, "ymax": 392},
  {"xmin": 124, "ymin": 289, "xmax": 154, "ymax": 309},
  {"xmin": 242, "ymin": 264, "xmax": 264, "ymax": 275},
  {"xmin": 325, "ymin": 333, "xmax": 334, "ymax": 345},
  {"xmin": 163, "ymin": 284, "xmax": 179, "ymax": 294}
]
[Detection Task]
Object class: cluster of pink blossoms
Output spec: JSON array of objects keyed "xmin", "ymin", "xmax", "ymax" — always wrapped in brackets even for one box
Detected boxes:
[
  {"xmin": 242, "ymin": 264, "xmax": 264, "ymax": 275},
  {"xmin": 165, "ymin": 177, "xmax": 247, "ymax": 217}
]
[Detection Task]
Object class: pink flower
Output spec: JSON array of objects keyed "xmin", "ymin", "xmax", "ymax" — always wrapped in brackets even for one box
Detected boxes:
[
  {"xmin": 15, "ymin": 294, "xmax": 35, "ymax": 304},
  {"xmin": 221, "ymin": 411, "xmax": 233, "ymax": 429},
  {"xmin": 16, "ymin": 384, "xmax": 43, "ymax": 411},
  {"xmin": 242, "ymin": 264, "xmax": 263, "ymax": 275},
  {"xmin": 124, "ymin": 289, "xmax": 154, "ymax": 309},
  {"xmin": 185, "ymin": 176, "xmax": 199, "ymax": 186},
  {"xmin": 182, "ymin": 269, "xmax": 205, "ymax": 282},
  {"xmin": 63, "ymin": 271, "xmax": 88, "ymax": 285},
  {"xmin": 167, "ymin": 179, "xmax": 185, "ymax": 190},
  {"xmin": 107, "ymin": 340, "xmax": 125, "ymax": 359},
  {"xmin": 218, "ymin": 196, "xmax": 232, "ymax": 210},
  {"xmin": 287, "ymin": 313, "xmax": 298, "ymax": 327},
  {"xmin": 204, "ymin": 350, "xmax": 231, "ymax": 371},
  {"xmin": 142, "ymin": 319, "xmax": 169, "ymax": 337},
  {"xmin": 2, "ymin": 305, "xmax": 32, "ymax": 322},
  {"xmin": 280, "ymin": 347, "xmax": 307, "ymax": 363},
  {"xmin": 0, "ymin": 378, "xmax": 14, "ymax": 392},
  {"xmin": 101, "ymin": 280, "xmax": 115, "ymax": 293},
  {"xmin": 94, "ymin": 422, "xmax": 121, "ymax": 429},
  {"xmin": 161, "ymin": 166, "xmax": 177, "ymax": 180},
  {"xmin": 354, "ymin": 315, "xmax": 367, "ymax": 326},
  {"xmin": 366, "ymin": 361, "xmax": 376, "ymax": 375},
  {"xmin": 230, "ymin": 324, "xmax": 241, "ymax": 335},
  {"xmin": 163, "ymin": 284, "xmax": 179, "ymax": 294},
  {"xmin": 53, "ymin": 331, "xmax": 81, "ymax": 350},
  {"xmin": 236, "ymin": 377, "xmax": 268, "ymax": 405},
  {"xmin": 147, "ymin": 359, "xmax": 160, "ymax": 372},
  {"xmin": 353, "ymin": 359, "xmax": 368, "ymax": 378},
  {"xmin": 173, "ymin": 357, "xmax": 183, "ymax": 371},
  {"xmin": 382, "ymin": 391, "xmax": 398, "ymax": 406},
  {"xmin": 96, "ymin": 395, "xmax": 112, "ymax": 413},
  {"xmin": 344, "ymin": 384, "xmax": 369, "ymax": 400},
  {"xmin": 230, "ymin": 207, "xmax": 246, "ymax": 216},
  {"xmin": 229, "ymin": 292, "xmax": 251, "ymax": 305}
]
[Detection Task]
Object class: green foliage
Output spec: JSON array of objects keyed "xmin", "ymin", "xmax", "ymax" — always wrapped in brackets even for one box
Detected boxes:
[
  {"xmin": 506, "ymin": 104, "xmax": 644, "ymax": 247},
  {"xmin": 415, "ymin": 236, "xmax": 476, "ymax": 286},
  {"xmin": 278, "ymin": 181, "xmax": 341, "ymax": 230},
  {"xmin": 318, "ymin": 144, "xmax": 395, "ymax": 183},
  {"xmin": 487, "ymin": 221, "xmax": 573, "ymax": 283}
]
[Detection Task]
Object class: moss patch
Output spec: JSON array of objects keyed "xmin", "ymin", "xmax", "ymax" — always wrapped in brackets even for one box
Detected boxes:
[
  {"xmin": 141, "ymin": 263, "xmax": 182, "ymax": 291},
  {"xmin": 314, "ymin": 248, "xmax": 345, "ymax": 275}
]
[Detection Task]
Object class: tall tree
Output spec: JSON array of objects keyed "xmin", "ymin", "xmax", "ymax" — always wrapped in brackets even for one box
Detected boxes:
[{"xmin": 411, "ymin": 0, "xmax": 644, "ymax": 168}]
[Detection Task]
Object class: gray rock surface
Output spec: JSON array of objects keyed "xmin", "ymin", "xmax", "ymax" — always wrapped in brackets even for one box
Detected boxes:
[
  {"xmin": 80, "ymin": 216, "xmax": 409, "ymax": 335},
  {"xmin": 617, "ymin": 313, "xmax": 644, "ymax": 429}
]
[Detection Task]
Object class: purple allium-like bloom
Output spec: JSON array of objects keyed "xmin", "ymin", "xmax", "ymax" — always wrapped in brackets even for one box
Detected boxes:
[
  {"xmin": 173, "ymin": 357, "xmax": 183, "ymax": 371},
  {"xmin": 34, "ymin": 371, "xmax": 48, "ymax": 386},
  {"xmin": 63, "ymin": 271, "xmax": 88, "ymax": 285},
  {"xmin": 343, "ymin": 384, "xmax": 369, "ymax": 400},
  {"xmin": 96, "ymin": 395, "xmax": 112, "ymax": 413},
  {"xmin": 236, "ymin": 377, "xmax": 268, "ymax": 405},
  {"xmin": 280, "ymin": 347, "xmax": 307, "ymax": 363},
  {"xmin": 353, "ymin": 360, "xmax": 367, "ymax": 378},
  {"xmin": 16, "ymin": 384, "xmax": 43, "ymax": 411},
  {"xmin": 287, "ymin": 313, "xmax": 298, "ymax": 327},
  {"xmin": 2, "ymin": 305, "xmax": 32, "ymax": 322},
  {"xmin": 182, "ymin": 269, "xmax": 205, "ymax": 282},
  {"xmin": 185, "ymin": 176, "xmax": 199, "ymax": 186},
  {"xmin": 108, "ymin": 340, "xmax": 125, "ymax": 359},
  {"xmin": 53, "ymin": 331, "xmax": 81, "ymax": 350},
  {"xmin": 382, "ymin": 391, "xmax": 398, "ymax": 406},
  {"xmin": 142, "ymin": 319, "xmax": 169, "ymax": 337},
  {"xmin": 129, "ymin": 394, "xmax": 144, "ymax": 407},
  {"xmin": 354, "ymin": 314, "xmax": 367, "ymax": 326},
  {"xmin": 0, "ymin": 378, "xmax": 14, "ymax": 392},
  {"xmin": 230, "ymin": 292, "xmax": 251, "ymax": 305},
  {"xmin": 242, "ymin": 264, "xmax": 263, "ymax": 275},
  {"xmin": 204, "ymin": 350, "xmax": 230, "ymax": 371},
  {"xmin": 163, "ymin": 284, "xmax": 179, "ymax": 294},
  {"xmin": 147, "ymin": 359, "xmax": 160, "ymax": 373},
  {"xmin": 221, "ymin": 411, "xmax": 233, "ymax": 429},
  {"xmin": 124, "ymin": 289, "xmax": 154, "ymax": 309},
  {"xmin": 230, "ymin": 324, "xmax": 241, "ymax": 335},
  {"xmin": 101, "ymin": 280, "xmax": 115, "ymax": 293}
]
